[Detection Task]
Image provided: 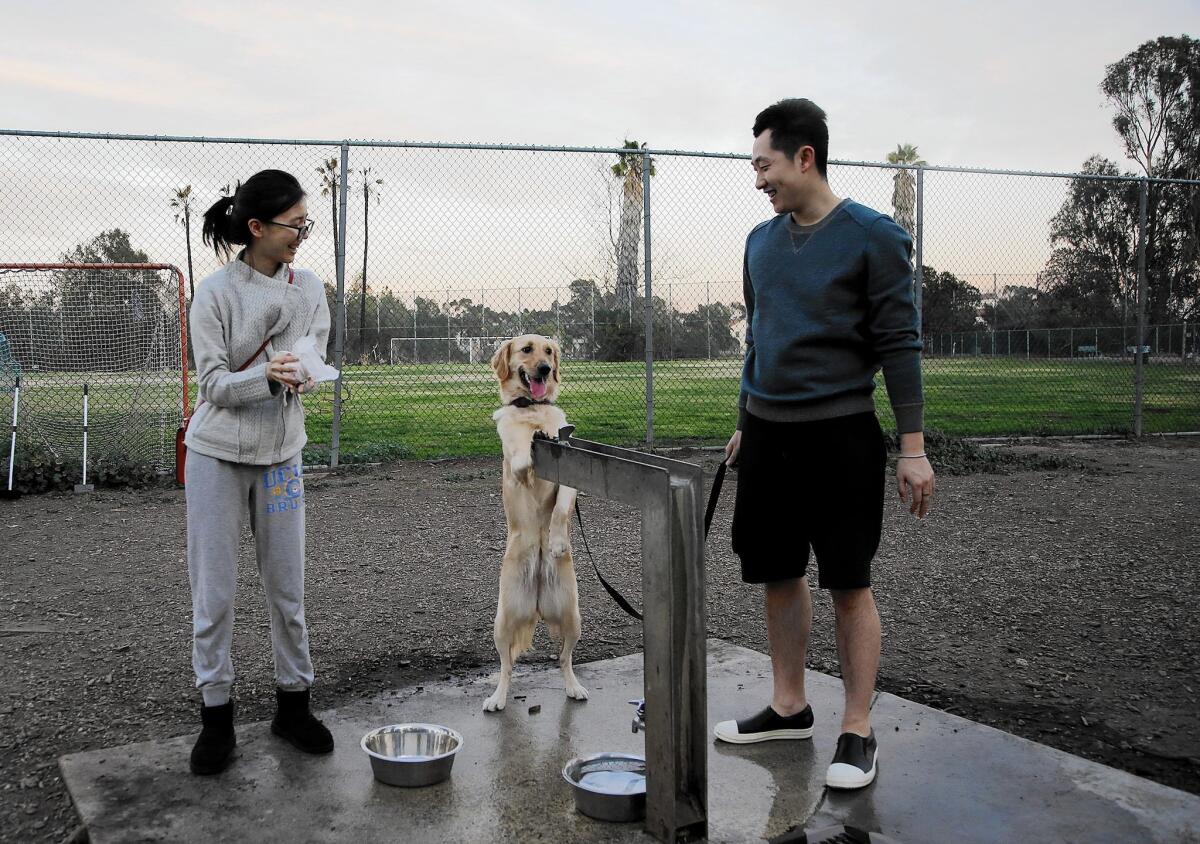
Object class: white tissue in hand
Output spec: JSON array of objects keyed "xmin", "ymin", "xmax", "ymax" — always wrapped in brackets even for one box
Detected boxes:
[{"xmin": 291, "ymin": 335, "xmax": 340, "ymax": 383}]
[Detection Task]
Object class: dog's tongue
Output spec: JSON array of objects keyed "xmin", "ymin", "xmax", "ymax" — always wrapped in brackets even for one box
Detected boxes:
[{"xmin": 529, "ymin": 378, "xmax": 547, "ymax": 400}]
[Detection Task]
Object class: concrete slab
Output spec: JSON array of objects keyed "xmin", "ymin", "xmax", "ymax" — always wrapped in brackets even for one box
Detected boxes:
[{"xmin": 60, "ymin": 640, "xmax": 1200, "ymax": 843}]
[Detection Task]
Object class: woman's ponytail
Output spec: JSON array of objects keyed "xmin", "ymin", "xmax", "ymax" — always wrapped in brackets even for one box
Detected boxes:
[{"xmin": 201, "ymin": 194, "xmax": 242, "ymax": 259}]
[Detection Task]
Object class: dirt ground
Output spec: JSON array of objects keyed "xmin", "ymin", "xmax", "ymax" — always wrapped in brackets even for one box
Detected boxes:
[{"xmin": 1, "ymin": 436, "xmax": 1198, "ymax": 842}]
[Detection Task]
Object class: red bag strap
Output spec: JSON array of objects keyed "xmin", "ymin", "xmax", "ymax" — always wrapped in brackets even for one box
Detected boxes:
[
  {"xmin": 191, "ymin": 268, "xmax": 295, "ymax": 417},
  {"xmin": 229, "ymin": 269, "xmax": 297, "ymax": 372}
]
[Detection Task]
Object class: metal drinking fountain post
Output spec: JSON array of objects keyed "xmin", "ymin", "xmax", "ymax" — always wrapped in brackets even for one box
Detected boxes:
[{"xmin": 531, "ymin": 428, "xmax": 707, "ymax": 843}]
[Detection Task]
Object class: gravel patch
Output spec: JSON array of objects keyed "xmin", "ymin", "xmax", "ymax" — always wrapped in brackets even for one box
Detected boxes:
[{"xmin": 1, "ymin": 436, "xmax": 1197, "ymax": 841}]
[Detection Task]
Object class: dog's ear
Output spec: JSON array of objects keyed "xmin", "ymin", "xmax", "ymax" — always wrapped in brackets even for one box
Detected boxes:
[
  {"xmin": 550, "ymin": 338, "xmax": 562, "ymax": 383},
  {"xmin": 490, "ymin": 338, "xmax": 512, "ymax": 382}
]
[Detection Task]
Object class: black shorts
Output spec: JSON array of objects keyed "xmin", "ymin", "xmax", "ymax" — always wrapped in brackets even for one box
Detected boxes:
[{"xmin": 731, "ymin": 411, "xmax": 886, "ymax": 589}]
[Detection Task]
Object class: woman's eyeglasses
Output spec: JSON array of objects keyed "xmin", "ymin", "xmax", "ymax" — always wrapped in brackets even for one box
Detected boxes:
[{"xmin": 265, "ymin": 218, "xmax": 315, "ymax": 239}]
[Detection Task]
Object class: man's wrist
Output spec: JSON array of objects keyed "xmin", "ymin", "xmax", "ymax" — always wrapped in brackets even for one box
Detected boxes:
[{"xmin": 898, "ymin": 431, "xmax": 925, "ymax": 457}]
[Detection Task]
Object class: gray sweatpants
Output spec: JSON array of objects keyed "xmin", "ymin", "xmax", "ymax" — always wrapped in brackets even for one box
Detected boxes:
[{"xmin": 185, "ymin": 450, "xmax": 314, "ymax": 706}]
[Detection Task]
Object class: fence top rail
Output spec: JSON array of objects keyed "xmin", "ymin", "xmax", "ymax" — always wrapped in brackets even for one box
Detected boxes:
[
  {"xmin": 3, "ymin": 128, "xmax": 1199, "ymax": 185},
  {"xmin": 2, "ymin": 128, "xmax": 1200, "ymax": 184}
]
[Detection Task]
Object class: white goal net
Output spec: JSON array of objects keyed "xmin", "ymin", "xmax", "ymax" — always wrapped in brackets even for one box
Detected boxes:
[{"xmin": 0, "ymin": 263, "xmax": 189, "ymax": 481}]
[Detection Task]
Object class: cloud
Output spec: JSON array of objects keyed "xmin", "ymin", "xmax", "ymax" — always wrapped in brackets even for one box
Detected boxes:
[
  {"xmin": 3, "ymin": 0, "xmax": 1198, "ymax": 169},
  {"xmin": 0, "ymin": 57, "xmax": 185, "ymax": 110}
]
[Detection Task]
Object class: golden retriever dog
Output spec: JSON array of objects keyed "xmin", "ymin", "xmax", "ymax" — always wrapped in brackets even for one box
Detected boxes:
[{"xmin": 482, "ymin": 334, "xmax": 588, "ymax": 712}]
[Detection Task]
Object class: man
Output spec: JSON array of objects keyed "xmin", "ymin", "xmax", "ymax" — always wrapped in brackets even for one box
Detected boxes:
[{"xmin": 714, "ymin": 98, "xmax": 936, "ymax": 790}]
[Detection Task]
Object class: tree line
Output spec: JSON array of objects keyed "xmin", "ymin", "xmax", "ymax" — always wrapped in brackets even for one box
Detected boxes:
[{"xmin": 901, "ymin": 36, "xmax": 1199, "ymax": 338}]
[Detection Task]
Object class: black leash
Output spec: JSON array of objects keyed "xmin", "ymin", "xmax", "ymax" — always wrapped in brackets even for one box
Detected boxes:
[
  {"xmin": 575, "ymin": 461, "xmax": 726, "ymax": 622},
  {"xmin": 704, "ymin": 461, "xmax": 726, "ymax": 538}
]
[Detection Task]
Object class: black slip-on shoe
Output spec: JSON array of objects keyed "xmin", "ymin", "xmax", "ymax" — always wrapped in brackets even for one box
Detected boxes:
[
  {"xmin": 713, "ymin": 704, "xmax": 814, "ymax": 744},
  {"xmin": 825, "ymin": 729, "xmax": 878, "ymax": 789}
]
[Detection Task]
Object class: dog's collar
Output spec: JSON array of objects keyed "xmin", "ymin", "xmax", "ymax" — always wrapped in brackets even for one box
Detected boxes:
[{"xmin": 509, "ymin": 396, "xmax": 554, "ymax": 408}]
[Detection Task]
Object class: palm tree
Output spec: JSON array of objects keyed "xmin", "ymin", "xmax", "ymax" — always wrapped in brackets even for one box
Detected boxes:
[
  {"xmin": 885, "ymin": 143, "xmax": 926, "ymax": 237},
  {"xmin": 611, "ymin": 140, "xmax": 655, "ymax": 317},
  {"xmin": 358, "ymin": 167, "xmax": 384, "ymax": 361},
  {"xmin": 317, "ymin": 157, "xmax": 342, "ymax": 249},
  {"xmin": 170, "ymin": 185, "xmax": 195, "ymax": 299}
]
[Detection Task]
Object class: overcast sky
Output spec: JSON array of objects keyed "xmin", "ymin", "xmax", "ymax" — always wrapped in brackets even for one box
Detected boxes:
[
  {"xmin": 1, "ymin": 1, "xmax": 1196, "ymax": 308},
  {"xmin": 2, "ymin": 1, "xmax": 1196, "ymax": 172}
]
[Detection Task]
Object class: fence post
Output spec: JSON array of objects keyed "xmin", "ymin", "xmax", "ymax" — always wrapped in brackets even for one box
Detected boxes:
[
  {"xmin": 643, "ymin": 150, "xmax": 654, "ymax": 446},
  {"xmin": 329, "ymin": 140, "xmax": 349, "ymax": 468},
  {"xmin": 914, "ymin": 166, "xmax": 924, "ymax": 335},
  {"xmin": 991, "ymin": 272, "xmax": 998, "ymax": 349},
  {"xmin": 705, "ymin": 278, "xmax": 711, "ymax": 360},
  {"xmin": 1133, "ymin": 178, "xmax": 1148, "ymax": 436},
  {"xmin": 668, "ymin": 281, "xmax": 673, "ymax": 360}
]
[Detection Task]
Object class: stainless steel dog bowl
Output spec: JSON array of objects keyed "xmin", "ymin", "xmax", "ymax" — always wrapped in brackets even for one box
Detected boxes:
[
  {"xmin": 562, "ymin": 752, "xmax": 647, "ymax": 822},
  {"xmin": 361, "ymin": 724, "xmax": 463, "ymax": 787}
]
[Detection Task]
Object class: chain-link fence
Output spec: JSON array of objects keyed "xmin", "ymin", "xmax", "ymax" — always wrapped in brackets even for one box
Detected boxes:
[{"xmin": 0, "ymin": 130, "xmax": 1197, "ymax": 480}]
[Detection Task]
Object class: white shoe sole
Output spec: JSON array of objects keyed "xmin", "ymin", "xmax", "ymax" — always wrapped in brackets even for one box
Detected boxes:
[
  {"xmin": 713, "ymin": 719, "xmax": 814, "ymax": 744},
  {"xmin": 825, "ymin": 753, "xmax": 878, "ymax": 789}
]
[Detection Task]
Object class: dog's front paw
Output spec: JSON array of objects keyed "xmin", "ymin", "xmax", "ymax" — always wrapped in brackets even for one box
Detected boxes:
[
  {"xmin": 565, "ymin": 681, "xmax": 590, "ymax": 701},
  {"xmin": 549, "ymin": 532, "xmax": 569, "ymax": 558},
  {"xmin": 511, "ymin": 457, "xmax": 534, "ymax": 486},
  {"xmin": 483, "ymin": 690, "xmax": 507, "ymax": 712}
]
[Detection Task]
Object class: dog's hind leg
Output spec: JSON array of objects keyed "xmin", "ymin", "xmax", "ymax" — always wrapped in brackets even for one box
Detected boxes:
[
  {"xmin": 484, "ymin": 577, "xmax": 538, "ymax": 713},
  {"xmin": 558, "ymin": 611, "xmax": 588, "ymax": 701},
  {"xmin": 483, "ymin": 622, "xmax": 514, "ymax": 712},
  {"xmin": 548, "ymin": 566, "xmax": 589, "ymax": 702}
]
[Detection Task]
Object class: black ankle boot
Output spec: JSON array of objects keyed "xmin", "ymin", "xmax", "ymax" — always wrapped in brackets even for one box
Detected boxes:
[
  {"xmin": 190, "ymin": 700, "xmax": 236, "ymax": 775},
  {"xmin": 271, "ymin": 688, "xmax": 334, "ymax": 754}
]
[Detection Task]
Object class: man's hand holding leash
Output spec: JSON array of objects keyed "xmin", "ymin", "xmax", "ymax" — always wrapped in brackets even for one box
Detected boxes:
[{"xmin": 725, "ymin": 429, "xmax": 742, "ymax": 467}]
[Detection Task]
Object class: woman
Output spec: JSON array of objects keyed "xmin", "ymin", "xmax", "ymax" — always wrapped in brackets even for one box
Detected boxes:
[{"xmin": 186, "ymin": 170, "xmax": 333, "ymax": 775}]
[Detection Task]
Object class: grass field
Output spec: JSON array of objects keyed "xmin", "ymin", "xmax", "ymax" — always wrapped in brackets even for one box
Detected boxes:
[
  {"xmin": 3, "ymin": 357, "xmax": 1197, "ymax": 467},
  {"xmin": 301, "ymin": 356, "xmax": 1200, "ymax": 460}
]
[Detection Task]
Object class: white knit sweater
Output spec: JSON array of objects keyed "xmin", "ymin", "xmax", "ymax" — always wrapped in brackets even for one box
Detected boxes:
[{"xmin": 184, "ymin": 256, "xmax": 331, "ymax": 465}]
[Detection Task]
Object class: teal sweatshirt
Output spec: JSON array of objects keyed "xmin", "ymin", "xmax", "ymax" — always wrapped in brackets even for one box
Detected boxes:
[{"xmin": 738, "ymin": 199, "xmax": 924, "ymax": 433}]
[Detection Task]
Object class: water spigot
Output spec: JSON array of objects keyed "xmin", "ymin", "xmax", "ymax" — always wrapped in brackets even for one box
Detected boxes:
[{"xmin": 629, "ymin": 698, "xmax": 646, "ymax": 733}]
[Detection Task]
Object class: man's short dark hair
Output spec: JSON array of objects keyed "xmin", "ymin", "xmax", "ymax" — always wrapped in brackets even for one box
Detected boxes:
[{"xmin": 753, "ymin": 99, "xmax": 829, "ymax": 178}]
